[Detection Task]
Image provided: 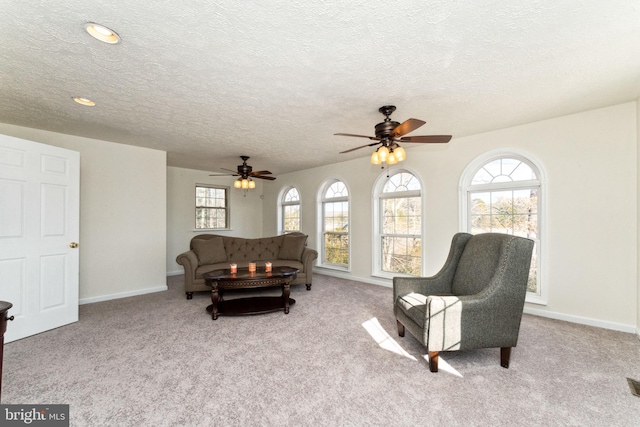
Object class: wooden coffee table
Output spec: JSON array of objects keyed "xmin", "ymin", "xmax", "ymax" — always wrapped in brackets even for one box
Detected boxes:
[{"xmin": 203, "ymin": 267, "xmax": 298, "ymax": 320}]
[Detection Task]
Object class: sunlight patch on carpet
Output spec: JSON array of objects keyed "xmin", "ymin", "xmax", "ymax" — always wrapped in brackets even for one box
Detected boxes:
[
  {"xmin": 362, "ymin": 317, "xmax": 417, "ymax": 361},
  {"xmin": 423, "ymin": 354, "xmax": 463, "ymax": 377}
]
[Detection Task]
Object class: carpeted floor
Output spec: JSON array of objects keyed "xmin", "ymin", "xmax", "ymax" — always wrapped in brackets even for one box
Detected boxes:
[{"xmin": 3, "ymin": 274, "xmax": 640, "ymax": 426}]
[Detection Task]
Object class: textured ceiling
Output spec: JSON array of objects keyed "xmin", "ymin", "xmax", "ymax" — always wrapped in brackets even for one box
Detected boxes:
[{"xmin": 1, "ymin": 1, "xmax": 639, "ymax": 175}]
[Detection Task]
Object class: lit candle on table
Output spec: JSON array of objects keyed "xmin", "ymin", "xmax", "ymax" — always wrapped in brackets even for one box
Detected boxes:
[{"xmin": 230, "ymin": 263, "xmax": 237, "ymax": 273}]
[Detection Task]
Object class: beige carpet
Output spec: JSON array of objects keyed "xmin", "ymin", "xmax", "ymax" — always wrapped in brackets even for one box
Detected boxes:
[{"xmin": 3, "ymin": 274, "xmax": 640, "ymax": 426}]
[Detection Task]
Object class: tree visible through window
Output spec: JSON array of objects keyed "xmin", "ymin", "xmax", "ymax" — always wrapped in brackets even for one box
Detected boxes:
[
  {"xmin": 282, "ymin": 187, "xmax": 300, "ymax": 232},
  {"xmin": 379, "ymin": 171, "xmax": 422, "ymax": 275},
  {"xmin": 321, "ymin": 180, "xmax": 349, "ymax": 267},
  {"xmin": 195, "ymin": 185, "xmax": 229, "ymax": 229},
  {"xmin": 467, "ymin": 157, "xmax": 541, "ymax": 294}
]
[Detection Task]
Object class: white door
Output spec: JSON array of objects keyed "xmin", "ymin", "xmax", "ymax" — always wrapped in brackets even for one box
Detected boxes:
[{"xmin": 0, "ymin": 134, "xmax": 80, "ymax": 343}]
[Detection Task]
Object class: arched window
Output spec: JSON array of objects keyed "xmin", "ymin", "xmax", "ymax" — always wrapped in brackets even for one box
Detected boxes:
[
  {"xmin": 281, "ymin": 186, "xmax": 300, "ymax": 233},
  {"xmin": 373, "ymin": 170, "xmax": 423, "ymax": 277},
  {"xmin": 461, "ymin": 151, "xmax": 545, "ymax": 304},
  {"xmin": 319, "ymin": 179, "xmax": 349, "ymax": 268}
]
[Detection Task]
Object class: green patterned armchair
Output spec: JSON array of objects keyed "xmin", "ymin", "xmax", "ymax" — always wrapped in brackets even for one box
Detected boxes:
[{"xmin": 393, "ymin": 232, "xmax": 534, "ymax": 372}]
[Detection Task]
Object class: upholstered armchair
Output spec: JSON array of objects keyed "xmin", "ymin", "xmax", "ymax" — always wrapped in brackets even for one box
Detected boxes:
[{"xmin": 393, "ymin": 232, "xmax": 534, "ymax": 372}]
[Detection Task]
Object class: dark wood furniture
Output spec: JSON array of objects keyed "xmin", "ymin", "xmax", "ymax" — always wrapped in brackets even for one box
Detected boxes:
[
  {"xmin": 203, "ymin": 267, "xmax": 298, "ymax": 320},
  {"xmin": 0, "ymin": 301, "xmax": 14, "ymax": 401}
]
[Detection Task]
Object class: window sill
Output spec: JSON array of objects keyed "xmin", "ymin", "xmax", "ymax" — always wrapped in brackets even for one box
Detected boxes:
[
  {"xmin": 192, "ymin": 229, "xmax": 232, "ymax": 232},
  {"xmin": 317, "ymin": 264, "xmax": 350, "ymax": 272}
]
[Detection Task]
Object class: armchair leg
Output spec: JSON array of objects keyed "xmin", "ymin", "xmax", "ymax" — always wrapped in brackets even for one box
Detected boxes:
[
  {"xmin": 500, "ymin": 347, "xmax": 511, "ymax": 368},
  {"xmin": 186, "ymin": 292, "xmax": 193, "ymax": 300},
  {"xmin": 428, "ymin": 351, "xmax": 439, "ymax": 372},
  {"xmin": 306, "ymin": 284, "xmax": 311, "ymax": 291},
  {"xmin": 396, "ymin": 320, "xmax": 405, "ymax": 337}
]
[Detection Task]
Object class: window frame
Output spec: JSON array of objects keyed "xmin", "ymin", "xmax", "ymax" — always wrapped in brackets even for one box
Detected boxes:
[
  {"xmin": 317, "ymin": 178, "xmax": 350, "ymax": 270},
  {"xmin": 279, "ymin": 186, "xmax": 301, "ymax": 234},
  {"xmin": 372, "ymin": 169, "xmax": 424, "ymax": 279},
  {"xmin": 194, "ymin": 184, "xmax": 230, "ymax": 230},
  {"xmin": 459, "ymin": 149, "xmax": 547, "ymax": 305}
]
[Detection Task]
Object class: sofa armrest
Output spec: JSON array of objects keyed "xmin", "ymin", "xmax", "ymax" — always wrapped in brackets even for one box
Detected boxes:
[
  {"xmin": 176, "ymin": 250, "xmax": 199, "ymax": 285},
  {"xmin": 301, "ymin": 247, "xmax": 318, "ymax": 283}
]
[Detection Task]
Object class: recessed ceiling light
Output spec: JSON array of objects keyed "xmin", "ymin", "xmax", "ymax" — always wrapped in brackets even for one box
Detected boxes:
[
  {"xmin": 84, "ymin": 22, "xmax": 121, "ymax": 44},
  {"xmin": 73, "ymin": 97, "xmax": 96, "ymax": 107}
]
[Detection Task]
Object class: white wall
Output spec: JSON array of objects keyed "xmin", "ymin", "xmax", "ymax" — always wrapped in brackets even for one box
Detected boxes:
[
  {"xmin": 166, "ymin": 166, "xmax": 264, "ymax": 275},
  {"xmin": 263, "ymin": 102, "xmax": 638, "ymax": 332},
  {"xmin": 637, "ymin": 97, "xmax": 640, "ymax": 337},
  {"xmin": 0, "ymin": 124, "xmax": 167, "ymax": 303}
]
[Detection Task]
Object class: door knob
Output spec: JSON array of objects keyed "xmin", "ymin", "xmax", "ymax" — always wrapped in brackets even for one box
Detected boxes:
[{"xmin": 69, "ymin": 242, "xmax": 79, "ymax": 248}]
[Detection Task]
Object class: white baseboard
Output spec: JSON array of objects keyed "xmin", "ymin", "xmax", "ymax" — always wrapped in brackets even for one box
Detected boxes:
[
  {"xmin": 313, "ymin": 267, "xmax": 391, "ymax": 288},
  {"xmin": 79, "ymin": 285, "xmax": 168, "ymax": 305},
  {"xmin": 314, "ymin": 268, "xmax": 638, "ymax": 335},
  {"xmin": 523, "ymin": 306, "xmax": 636, "ymax": 334},
  {"xmin": 166, "ymin": 270, "xmax": 183, "ymax": 277}
]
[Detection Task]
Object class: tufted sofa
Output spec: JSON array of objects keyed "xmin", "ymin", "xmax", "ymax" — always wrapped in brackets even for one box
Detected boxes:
[{"xmin": 176, "ymin": 232, "xmax": 318, "ymax": 299}]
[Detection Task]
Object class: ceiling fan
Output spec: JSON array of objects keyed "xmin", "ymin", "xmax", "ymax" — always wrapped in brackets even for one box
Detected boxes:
[
  {"xmin": 210, "ymin": 156, "xmax": 275, "ymax": 189},
  {"xmin": 335, "ymin": 105, "xmax": 452, "ymax": 165}
]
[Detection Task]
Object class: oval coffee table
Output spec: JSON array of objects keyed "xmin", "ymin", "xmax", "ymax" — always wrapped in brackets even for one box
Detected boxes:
[{"xmin": 203, "ymin": 266, "xmax": 298, "ymax": 320}]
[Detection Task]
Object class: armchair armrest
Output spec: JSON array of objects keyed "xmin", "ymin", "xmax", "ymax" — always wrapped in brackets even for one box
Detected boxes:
[
  {"xmin": 393, "ymin": 276, "xmax": 452, "ymax": 305},
  {"xmin": 393, "ymin": 232, "xmax": 472, "ymax": 304}
]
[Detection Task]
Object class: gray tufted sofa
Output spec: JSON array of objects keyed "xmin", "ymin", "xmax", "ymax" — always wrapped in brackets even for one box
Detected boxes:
[{"xmin": 176, "ymin": 232, "xmax": 318, "ymax": 299}]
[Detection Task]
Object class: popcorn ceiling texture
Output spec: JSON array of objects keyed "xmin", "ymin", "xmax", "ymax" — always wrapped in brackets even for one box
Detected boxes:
[{"xmin": 0, "ymin": 1, "xmax": 638, "ymax": 174}]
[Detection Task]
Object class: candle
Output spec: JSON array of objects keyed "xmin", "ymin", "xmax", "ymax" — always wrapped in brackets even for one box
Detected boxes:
[
  {"xmin": 248, "ymin": 262, "xmax": 256, "ymax": 272},
  {"xmin": 265, "ymin": 262, "xmax": 272, "ymax": 272},
  {"xmin": 230, "ymin": 263, "xmax": 237, "ymax": 273}
]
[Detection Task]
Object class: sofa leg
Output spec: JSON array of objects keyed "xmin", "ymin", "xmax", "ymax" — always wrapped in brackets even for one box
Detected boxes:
[
  {"xmin": 500, "ymin": 347, "xmax": 511, "ymax": 368},
  {"xmin": 397, "ymin": 320, "xmax": 405, "ymax": 337},
  {"xmin": 428, "ymin": 351, "xmax": 439, "ymax": 372},
  {"xmin": 186, "ymin": 292, "xmax": 193, "ymax": 300},
  {"xmin": 306, "ymin": 284, "xmax": 311, "ymax": 291}
]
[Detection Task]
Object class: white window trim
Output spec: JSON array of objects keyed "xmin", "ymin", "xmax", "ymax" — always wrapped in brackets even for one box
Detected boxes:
[
  {"xmin": 372, "ymin": 168, "xmax": 425, "ymax": 280},
  {"xmin": 316, "ymin": 178, "xmax": 351, "ymax": 271},
  {"xmin": 195, "ymin": 183, "xmax": 230, "ymax": 231},
  {"xmin": 459, "ymin": 148, "xmax": 548, "ymax": 305},
  {"xmin": 278, "ymin": 186, "xmax": 301, "ymax": 234}
]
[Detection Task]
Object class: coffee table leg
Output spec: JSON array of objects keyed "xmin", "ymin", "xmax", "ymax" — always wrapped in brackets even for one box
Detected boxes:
[
  {"xmin": 211, "ymin": 285, "xmax": 219, "ymax": 320},
  {"xmin": 282, "ymin": 283, "xmax": 290, "ymax": 314}
]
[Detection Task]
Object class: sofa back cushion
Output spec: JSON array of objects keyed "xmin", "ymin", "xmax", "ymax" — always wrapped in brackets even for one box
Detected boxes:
[
  {"xmin": 278, "ymin": 234, "xmax": 307, "ymax": 261},
  {"xmin": 192, "ymin": 237, "xmax": 228, "ymax": 265},
  {"xmin": 223, "ymin": 235, "xmax": 284, "ymax": 262}
]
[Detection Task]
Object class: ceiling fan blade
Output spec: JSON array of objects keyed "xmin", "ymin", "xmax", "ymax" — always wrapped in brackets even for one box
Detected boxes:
[
  {"xmin": 390, "ymin": 118, "xmax": 426, "ymax": 138},
  {"xmin": 253, "ymin": 175, "xmax": 276, "ymax": 181},
  {"xmin": 221, "ymin": 167, "xmax": 239, "ymax": 173},
  {"xmin": 340, "ymin": 141, "xmax": 380, "ymax": 154},
  {"xmin": 250, "ymin": 170, "xmax": 272, "ymax": 176},
  {"xmin": 209, "ymin": 173, "xmax": 235, "ymax": 177},
  {"xmin": 399, "ymin": 135, "xmax": 452, "ymax": 143},
  {"xmin": 334, "ymin": 133, "xmax": 380, "ymax": 141}
]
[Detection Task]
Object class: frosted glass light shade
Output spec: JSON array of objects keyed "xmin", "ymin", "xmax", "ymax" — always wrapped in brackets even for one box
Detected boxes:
[
  {"xmin": 371, "ymin": 151, "xmax": 381, "ymax": 164},
  {"xmin": 378, "ymin": 146, "xmax": 389, "ymax": 161}
]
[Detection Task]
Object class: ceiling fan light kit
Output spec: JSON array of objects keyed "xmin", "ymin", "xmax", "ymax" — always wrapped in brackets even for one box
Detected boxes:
[
  {"xmin": 335, "ymin": 105, "xmax": 452, "ymax": 167},
  {"xmin": 211, "ymin": 156, "xmax": 274, "ymax": 192}
]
